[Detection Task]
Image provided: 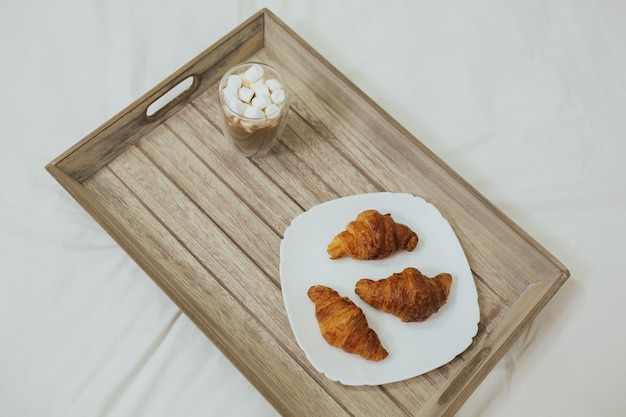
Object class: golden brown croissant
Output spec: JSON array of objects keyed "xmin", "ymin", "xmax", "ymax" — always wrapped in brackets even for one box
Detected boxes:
[
  {"xmin": 355, "ymin": 267, "xmax": 452, "ymax": 322},
  {"xmin": 307, "ymin": 285, "xmax": 389, "ymax": 362},
  {"xmin": 327, "ymin": 209, "xmax": 418, "ymax": 260}
]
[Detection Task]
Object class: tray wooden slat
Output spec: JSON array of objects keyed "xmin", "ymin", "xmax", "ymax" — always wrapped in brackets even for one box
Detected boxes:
[{"xmin": 46, "ymin": 9, "xmax": 569, "ymax": 417}]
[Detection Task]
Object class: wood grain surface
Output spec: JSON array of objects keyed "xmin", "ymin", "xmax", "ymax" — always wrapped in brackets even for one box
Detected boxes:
[{"xmin": 47, "ymin": 9, "xmax": 569, "ymax": 417}]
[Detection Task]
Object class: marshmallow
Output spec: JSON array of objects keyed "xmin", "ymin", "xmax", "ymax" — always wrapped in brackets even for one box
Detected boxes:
[
  {"xmin": 251, "ymin": 94, "xmax": 272, "ymax": 109},
  {"xmin": 244, "ymin": 64, "xmax": 264, "ymax": 83},
  {"xmin": 265, "ymin": 78, "xmax": 283, "ymax": 92},
  {"xmin": 270, "ymin": 89, "xmax": 286, "ymax": 105},
  {"xmin": 222, "ymin": 86, "xmax": 238, "ymax": 99},
  {"xmin": 253, "ymin": 84, "xmax": 270, "ymax": 97},
  {"xmin": 225, "ymin": 96, "xmax": 245, "ymax": 115},
  {"xmin": 265, "ymin": 104, "xmax": 281, "ymax": 119},
  {"xmin": 243, "ymin": 104, "xmax": 265, "ymax": 119},
  {"xmin": 238, "ymin": 87, "xmax": 255, "ymax": 103},
  {"xmin": 226, "ymin": 74, "xmax": 243, "ymax": 89},
  {"xmin": 250, "ymin": 77, "xmax": 266, "ymax": 90}
]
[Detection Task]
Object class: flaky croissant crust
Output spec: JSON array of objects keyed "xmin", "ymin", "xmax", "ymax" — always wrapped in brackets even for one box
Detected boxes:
[
  {"xmin": 355, "ymin": 267, "xmax": 452, "ymax": 322},
  {"xmin": 307, "ymin": 285, "xmax": 389, "ymax": 362},
  {"xmin": 327, "ymin": 209, "xmax": 418, "ymax": 260}
]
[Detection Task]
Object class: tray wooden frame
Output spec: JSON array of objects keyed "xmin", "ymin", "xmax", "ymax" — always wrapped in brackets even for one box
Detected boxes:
[{"xmin": 46, "ymin": 9, "xmax": 569, "ymax": 417}]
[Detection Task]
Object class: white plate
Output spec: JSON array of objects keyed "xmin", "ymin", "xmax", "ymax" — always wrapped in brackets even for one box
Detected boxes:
[{"xmin": 279, "ymin": 192, "xmax": 480, "ymax": 386}]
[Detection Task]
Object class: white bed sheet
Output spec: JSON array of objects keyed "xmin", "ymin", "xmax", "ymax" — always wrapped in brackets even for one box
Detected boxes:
[{"xmin": 2, "ymin": 1, "xmax": 625, "ymax": 416}]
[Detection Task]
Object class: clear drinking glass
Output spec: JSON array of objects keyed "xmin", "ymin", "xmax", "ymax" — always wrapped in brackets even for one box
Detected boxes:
[{"xmin": 217, "ymin": 62, "xmax": 289, "ymax": 157}]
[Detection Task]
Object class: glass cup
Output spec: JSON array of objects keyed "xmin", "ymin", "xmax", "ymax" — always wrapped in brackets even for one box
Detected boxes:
[{"xmin": 217, "ymin": 62, "xmax": 289, "ymax": 157}]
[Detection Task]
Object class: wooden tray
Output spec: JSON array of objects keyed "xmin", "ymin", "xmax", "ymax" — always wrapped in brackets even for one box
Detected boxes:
[{"xmin": 46, "ymin": 9, "xmax": 569, "ymax": 417}]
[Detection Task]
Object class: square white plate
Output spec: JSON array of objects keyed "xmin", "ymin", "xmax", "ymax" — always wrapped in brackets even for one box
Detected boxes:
[{"xmin": 279, "ymin": 192, "xmax": 480, "ymax": 386}]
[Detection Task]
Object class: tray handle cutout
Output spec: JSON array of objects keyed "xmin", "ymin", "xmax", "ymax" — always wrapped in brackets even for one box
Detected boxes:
[{"xmin": 145, "ymin": 75, "xmax": 199, "ymax": 122}]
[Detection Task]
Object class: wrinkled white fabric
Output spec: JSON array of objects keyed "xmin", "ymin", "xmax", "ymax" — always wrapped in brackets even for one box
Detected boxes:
[{"xmin": 1, "ymin": 1, "xmax": 625, "ymax": 416}]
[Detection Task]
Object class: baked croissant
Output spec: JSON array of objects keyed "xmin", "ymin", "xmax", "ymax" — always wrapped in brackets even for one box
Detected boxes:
[
  {"xmin": 355, "ymin": 267, "xmax": 452, "ymax": 322},
  {"xmin": 327, "ymin": 209, "xmax": 418, "ymax": 260},
  {"xmin": 307, "ymin": 285, "xmax": 389, "ymax": 362}
]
